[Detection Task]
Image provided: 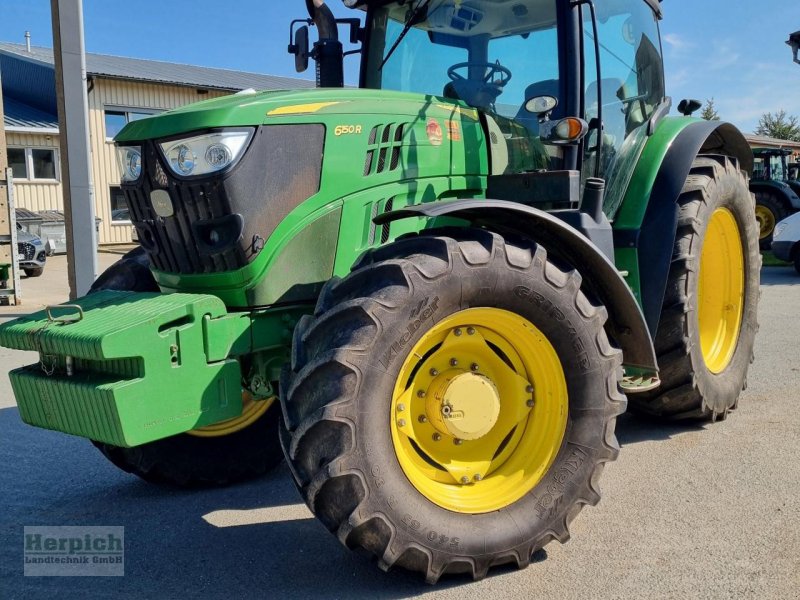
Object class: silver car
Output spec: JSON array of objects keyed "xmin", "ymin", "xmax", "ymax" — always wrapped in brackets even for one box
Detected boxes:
[{"xmin": 16, "ymin": 223, "xmax": 47, "ymax": 277}]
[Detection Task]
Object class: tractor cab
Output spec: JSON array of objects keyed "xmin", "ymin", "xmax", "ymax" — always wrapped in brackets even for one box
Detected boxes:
[
  {"xmin": 295, "ymin": 0, "xmax": 666, "ymax": 216},
  {"xmin": 752, "ymin": 147, "xmax": 793, "ymax": 182}
]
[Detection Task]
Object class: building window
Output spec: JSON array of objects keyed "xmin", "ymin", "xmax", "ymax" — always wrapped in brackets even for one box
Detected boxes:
[
  {"xmin": 31, "ymin": 149, "xmax": 57, "ymax": 180},
  {"xmin": 105, "ymin": 108, "xmax": 161, "ymax": 140},
  {"xmin": 7, "ymin": 148, "xmax": 28, "ymax": 179},
  {"xmin": 6, "ymin": 147, "xmax": 58, "ymax": 181},
  {"xmin": 109, "ymin": 186, "xmax": 130, "ymax": 222}
]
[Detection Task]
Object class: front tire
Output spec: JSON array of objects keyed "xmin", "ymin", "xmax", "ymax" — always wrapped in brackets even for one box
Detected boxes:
[
  {"xmin": 630, "ymin": 155, "xmax": 760, "ymax": 420},
  {"xmin": 24, "ymin": 267, "xmax": 44, "ymax": 278},
  {"xmin": 280, "ymin": 229, "xmax": 626, "ymax": 582},
  {"xmin": 90, "ymin": 248, "xmax": 284, "ymax": 486}
]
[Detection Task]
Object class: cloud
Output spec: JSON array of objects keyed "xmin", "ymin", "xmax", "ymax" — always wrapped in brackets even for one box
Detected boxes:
[{"xmin": 662, "ymin": 33, "xmax": 692, "ymax": 51}]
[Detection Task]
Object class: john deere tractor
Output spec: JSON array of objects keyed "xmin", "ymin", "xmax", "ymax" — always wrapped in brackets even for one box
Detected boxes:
[
  {"xmin": 751, "ymin": 146, "xmax": 800, "ymax": 248},
  {"xmin": 0, "ymin": 0, "xmax": 759, "ymax": 583}
]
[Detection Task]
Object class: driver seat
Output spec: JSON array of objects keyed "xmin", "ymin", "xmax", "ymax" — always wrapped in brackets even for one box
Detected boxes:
[{"xmin": 443, "ymin": 79, "xmax": 502, "ymax": 111}]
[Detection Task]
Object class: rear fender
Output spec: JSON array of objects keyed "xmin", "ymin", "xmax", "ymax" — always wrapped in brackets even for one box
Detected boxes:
[
  {"xmin": 751, "ymin": 180, "xmax": 800, "ymax": 210},
  {"xmin": 376, "ymin": 199, "xmax": 659, "ymax": 381},
  {"xmin": 614, "ymin": 119, "xmax": 753, "ymax": 336}
]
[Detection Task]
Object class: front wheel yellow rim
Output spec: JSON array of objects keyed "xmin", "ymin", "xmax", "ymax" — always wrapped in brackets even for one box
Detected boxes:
[
  {"xmin": 698, "ymin": 208, "xmax": 745, "ymax": 374},
  {"xmin": 187, "ymin": 392, "xmax": 274, "ymax": 438},
  {"xmin": 390, "ymin": 308, "xmax": 568, "ymax": 514},
  {"xmin": 755, "ymin": 205, "xmax": 776, "ymax": 240}
]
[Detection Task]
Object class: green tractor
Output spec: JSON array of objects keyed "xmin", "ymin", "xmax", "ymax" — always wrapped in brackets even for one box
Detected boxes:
[
  {"xmin": 0, "ymin": 0, "xmax": 760, "ymax": 582},
  {"xmin": 751, "ymin": 146, "xmax": 800, "ymax": 248}
]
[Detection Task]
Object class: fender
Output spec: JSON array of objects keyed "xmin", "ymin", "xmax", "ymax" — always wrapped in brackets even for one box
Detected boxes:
[
  {"xmin": 614, "ymin": 119, "xmax": 753, "ymax": 336},
  {"xmin": 750, "ymin": 180, "xmax": 800, "ymax": 211},
  {"xmin": 375, "ymin": 199, "xmax": 659, "ymax": 381}
]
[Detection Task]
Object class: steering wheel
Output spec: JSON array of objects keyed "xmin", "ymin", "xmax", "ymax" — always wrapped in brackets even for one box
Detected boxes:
[{"xmin": 447, "ymin": 61, "xmax": 512, "ymax": 88}]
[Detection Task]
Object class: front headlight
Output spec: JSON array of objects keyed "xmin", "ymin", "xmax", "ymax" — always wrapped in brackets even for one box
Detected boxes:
[
  {"xmin": 116, "ymin": 146, "xmax": 142, "ymax": 182},
  {"xmin": 159, "ymin": 129, "xmax": 253, "ymax": 178},
  {"xmin": 773, "ymin": 223, "xmax": 787, "ymax": 239}
]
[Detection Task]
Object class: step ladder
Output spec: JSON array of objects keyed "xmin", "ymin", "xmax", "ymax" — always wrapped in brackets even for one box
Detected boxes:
[{"xmin": 0, "ymin": 168, "xmax": 21, "ymax": 305}]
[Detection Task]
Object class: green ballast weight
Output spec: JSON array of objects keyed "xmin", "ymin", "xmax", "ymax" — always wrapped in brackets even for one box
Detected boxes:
[{"xmin": 0, "ymin": 291, "xmax": 245, "ymax": 447}]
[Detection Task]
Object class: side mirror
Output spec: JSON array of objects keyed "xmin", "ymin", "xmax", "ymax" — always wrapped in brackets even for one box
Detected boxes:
[
  {"xmin": 525, "ymin": 95, "xmax": 558, "ymax": 118},
  {"xmin": 290, "ymin": 25, "xmax": 310, "ymax": 73}
]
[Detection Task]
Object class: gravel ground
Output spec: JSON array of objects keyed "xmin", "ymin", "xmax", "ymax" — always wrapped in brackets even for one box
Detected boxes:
[{"xmin": 0, "ymin": 265, "xmax": 798, "ymax": 599}]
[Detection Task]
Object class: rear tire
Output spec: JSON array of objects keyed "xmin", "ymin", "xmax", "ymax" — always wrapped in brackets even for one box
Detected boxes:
[
  {"xmin": 630, "ymin": 156, "xmax": 760, "ymax": 420},
  {"xmin": 280, "ymin": 229, "xmax": 625, "ymax": 582},
  {"xmin": 89, "ymin": 248, "xmax": 284, "ymax": 487},
  {"xmin": 754, "ymin": 191, "xmax": 787, "ymax": 250}
]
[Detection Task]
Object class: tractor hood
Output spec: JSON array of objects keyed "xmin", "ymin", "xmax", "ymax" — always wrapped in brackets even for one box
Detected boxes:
[{"xmin": 115, "ymin": 88, "xmax": 478, "ymax": 143}]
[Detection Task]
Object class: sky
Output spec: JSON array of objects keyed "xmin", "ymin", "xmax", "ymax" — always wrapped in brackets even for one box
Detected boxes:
[{"xmin": 0, "ymin": 0, "xmax": 799, "ymax": 133}]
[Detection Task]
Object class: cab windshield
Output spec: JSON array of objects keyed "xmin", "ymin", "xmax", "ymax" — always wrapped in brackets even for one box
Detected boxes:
[
  {"xmin": 753, "ymin": 153, "xmax": 788, "ymax": 182},
  {"xmin": 364, "ymin": 0, "xmax": 560, "ymax": 124}
]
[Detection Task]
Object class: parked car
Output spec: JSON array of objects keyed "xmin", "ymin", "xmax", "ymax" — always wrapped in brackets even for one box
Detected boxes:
[
  {"xmin": 772, "ymin": 212, "xmax": 800, "ymax": 274},
  {"xmin": 16, "ymin": 223, "xmax": 47, "ymax": 277}
]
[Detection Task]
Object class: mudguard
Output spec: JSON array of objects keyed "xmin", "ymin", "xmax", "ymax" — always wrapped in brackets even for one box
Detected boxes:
[
  {"xmin": 616, "ymin": 120, "xmax": 753, "ymax": 336},
  {"xmin": 751, "ymin": 180, "xmax": 800, "ymax": 211},
  {"xmin": 376, "ymin": 199, "xmax": 659, "ymax": 379}
]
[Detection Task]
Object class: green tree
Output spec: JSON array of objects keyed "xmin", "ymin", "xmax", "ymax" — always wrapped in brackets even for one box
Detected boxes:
[
  {"xmin": 701, "ymin": 98, "xmax": 720, "ymax": 121},
  {"xmin": 755, "ymin": 110, "xmax": 800, "ymax": 141}
]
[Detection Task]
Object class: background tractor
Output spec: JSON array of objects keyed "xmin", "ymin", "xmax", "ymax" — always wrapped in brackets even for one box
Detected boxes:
[
  {"xmin": 0, "ymin": 0, "xmax": 760, "ymax": 583},
  {"xmin": 751, "ymin": 146, "xmax": 800, "ymax": 248}
]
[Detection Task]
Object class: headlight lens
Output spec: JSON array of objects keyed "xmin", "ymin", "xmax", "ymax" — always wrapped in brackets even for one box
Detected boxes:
[
  {"xmin": 116, "ymin": 146, "xmax": 142, "ymax": 182},
  {"xmin": 774, "ymin": 223, "xmax": 787, "ymax": 239},
  {"xmin": 159, "ymin": 130, "xmax": 253, "ymax": 177}
]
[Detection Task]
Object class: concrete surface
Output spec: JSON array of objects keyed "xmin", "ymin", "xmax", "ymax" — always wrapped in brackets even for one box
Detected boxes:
[
  {"xmin": 0, "ymin": 266, "xmax": 798, "ymax": 599},
  {"xmin": 0, "ymin": 252, "xmax": 122, "ymax": 317}
]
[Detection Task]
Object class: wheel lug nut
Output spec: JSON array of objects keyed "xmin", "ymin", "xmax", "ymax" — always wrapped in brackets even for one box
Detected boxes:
[
  {"xmin": 397, "ymin": 404, "xmax": 405, "ymax": 412},
  {"xmin": 471, "ymin": 363, "xmax": 479, "ymax": 372},
  {"xmin": 432, "ymin": 433, "xmax": 441, "ymax": 442},
  {"xmin": 474, "ymin": 474, "xmax": 482, "ymax": 482},
  {"xmin": 454, "ymin": 328, "xmax": 463, "ymax": 336},
  {"xmin": 454, "ymin": 438, "xmax": 463, "ymax": 445},
  {"xmin": 417, "ymin": 390, "xmax": 426, "ymax": 398},
  {"xmin": 460, "ymin": 476, "xmax": 470, "ymax": 484},
  {"xmin": 450, "ymin": 358, "xmax": 458, "ymax": 367},
  {"xmin": 418, "ymin": 415, "xmax": 427, "ymax": 423},
  {"xmin": 467, "ymin": 327, "xmax": 475, "ymax": 335},
  {"xmin": 430, "ymin": 368, "xmax": 439, "ymax": 376},
  {"xmin": 397, "ymin": 419, "xmax": 406, "ymax": 427}
]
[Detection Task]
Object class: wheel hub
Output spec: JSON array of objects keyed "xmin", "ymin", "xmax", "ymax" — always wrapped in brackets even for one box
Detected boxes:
[
  {"xmin": 427, "ymin": 372, "xmax": 500, "ymax": 440},
  {"xmin": 698, "ymin": 207, "xmax": 745, "ymax": 373},
  {"xmin": 755, "ymin": 205, "xmax": 775, "ymax": 239},
  {"xmin": 390, "ymin": 308, "xmax": 569, "ymax": 513}
]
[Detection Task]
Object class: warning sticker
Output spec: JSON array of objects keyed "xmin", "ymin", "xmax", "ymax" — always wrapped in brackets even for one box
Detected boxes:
[{"xmin": 446, "ymin": 120, "xmax": 462, "ymax": 142}]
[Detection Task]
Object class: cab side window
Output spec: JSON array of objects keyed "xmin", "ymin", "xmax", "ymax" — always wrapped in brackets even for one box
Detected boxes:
[{"xmin": 582, "ymin": 0, "xmax": 665, "ymax": 214}]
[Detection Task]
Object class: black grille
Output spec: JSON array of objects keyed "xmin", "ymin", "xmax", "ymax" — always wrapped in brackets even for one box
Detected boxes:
[
  {"xmin": 124, "ymin": 125, "xmax": 324, "ymax": 275},
  {"xmin": 381, "ymin": 198, "xmax": 394, "ymax": 244},
  {"xmin": 17, "ymin": 242, "xmax": 35, "ymax": 261},
  {"xmin": 363, "ymin": 123, "xmax": 407, "ymax": 177}
]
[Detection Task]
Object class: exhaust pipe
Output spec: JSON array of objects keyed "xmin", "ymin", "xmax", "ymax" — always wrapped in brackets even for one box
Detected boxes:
[{"xmin": 306, "ymin": 0, "xmax": 344, "ymax": 87}]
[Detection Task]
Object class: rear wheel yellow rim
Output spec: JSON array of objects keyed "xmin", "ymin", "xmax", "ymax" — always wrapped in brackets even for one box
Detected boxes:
[
  {"xmin": 755, "ymin": 205, "xmax": 776, "ymax": 240},
  {"xmin": 187, "ymin": 392, "xmax": 274, "ymax": 438},
  {"xmin": 698, "ymin": 208, "xmax": 745, "ymax": 374},
  {"xmin": 390, "ymin": 308, "xmax": 568, "ymax": 513}
]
